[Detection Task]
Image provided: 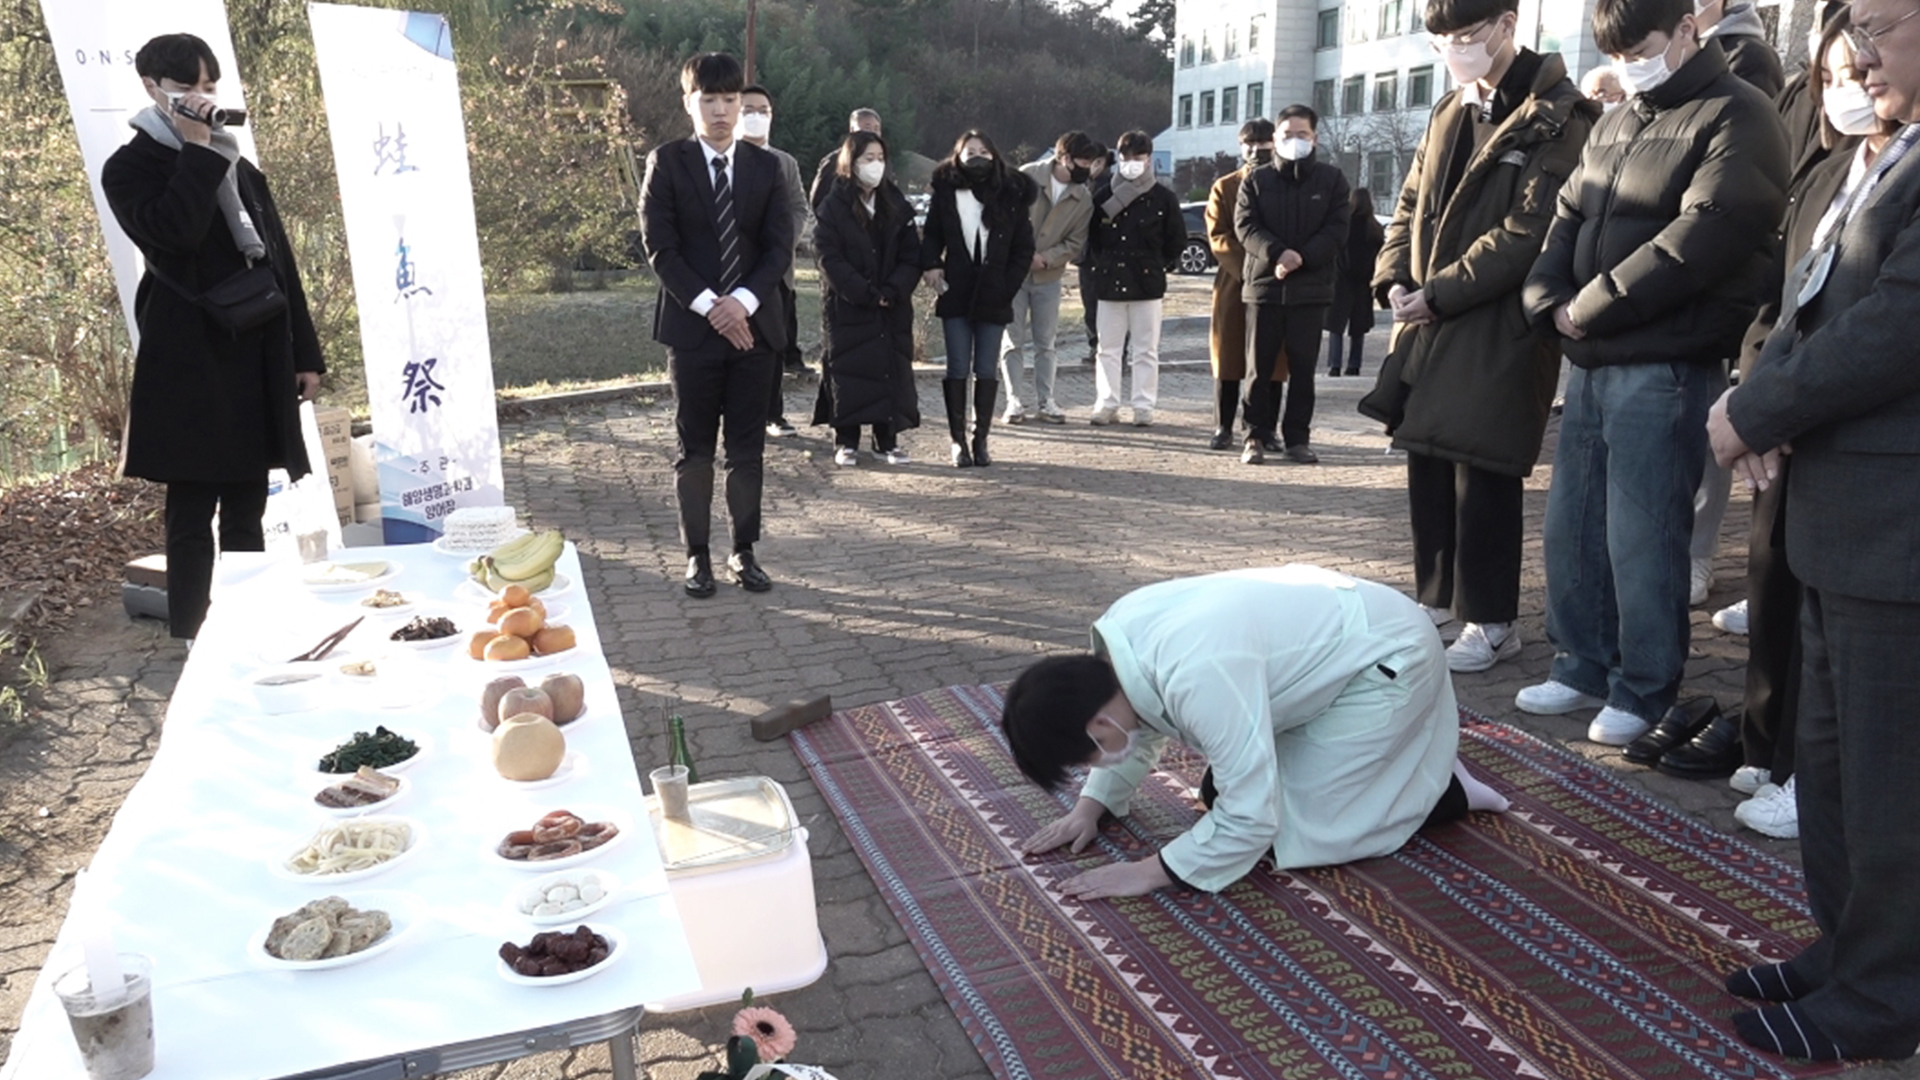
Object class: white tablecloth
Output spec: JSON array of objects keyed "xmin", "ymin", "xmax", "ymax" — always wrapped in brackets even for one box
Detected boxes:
[{"xmin": 2, "ymin": 543, "xmax": 700, "ymax": 1080}]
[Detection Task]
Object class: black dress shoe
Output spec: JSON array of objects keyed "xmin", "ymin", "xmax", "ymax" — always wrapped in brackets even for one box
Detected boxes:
[
  {"xmin": 1624, "ymin": 695, "xmax": 1720, "ymax": 765},
  {"xmin": 1208, "ymin": 429, "xmax": 1232, "ymax": 451},
  {"xmin": 1657, "ymin": 712, "xmax": 1743, "ymax": 779},
  {"xmin": 1258, "ymin": 434, "xmax": 1284, "ymax": 453},
  {"xmin": 1284, "ymin": 444, "xmax": 1320, "ymax": 465},
  {"xmin": 728, "ymin": 550, "xmax": 773, "ymax": 593},
  {"xmin": 684, "ymin": 554, "xmax": 716, "ymax": 598}
]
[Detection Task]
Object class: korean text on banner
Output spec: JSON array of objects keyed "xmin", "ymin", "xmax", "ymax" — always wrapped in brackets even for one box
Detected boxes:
[{"xmin": 308, "ymin": 3, "xmax": 505, "ymax": 543}]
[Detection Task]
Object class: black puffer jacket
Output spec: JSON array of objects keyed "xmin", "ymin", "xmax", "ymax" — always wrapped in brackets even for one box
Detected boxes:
[
  {"xmin": 920, "ymin": 165, "xmax": 1037, "ymax": 324},
  {"xmin": 1234, "ymin": 152, "xmax": 1352, "ymax": 307},
  {"xmin": 1083, "ymin": 177, "xmax": 1185, "ymax": 302},
  {"xmin": 1521, "ymin": 44, "xmax": 1788, "ymax": 367},
  {"xmin": 811, "ymin": 179, "xmax": 923, "ymax": 430}
]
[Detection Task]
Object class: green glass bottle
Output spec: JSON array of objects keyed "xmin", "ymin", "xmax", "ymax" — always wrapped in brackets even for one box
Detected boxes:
[{"xmin": 667, "ymin": 715, "xmax": 699, "ymax": 784}]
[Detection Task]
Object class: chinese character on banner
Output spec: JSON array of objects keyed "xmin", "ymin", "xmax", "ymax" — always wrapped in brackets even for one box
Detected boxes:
[
  {"xmin": 395, "ymin": 236, "xmax": 433, "ymax": 301},
  {"xmin": 401, "ymin": 357, "xmax": 447, "ymax": 414},
  {"xmin": 373, "ymin": 122, "xmax": 420, "ymax": 176}
]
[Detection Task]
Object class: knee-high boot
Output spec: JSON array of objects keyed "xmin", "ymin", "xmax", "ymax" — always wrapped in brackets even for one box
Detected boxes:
[
  {"xmin": 1212, "ymin": 379, "xmax": 1240, "ymax": 449},
  {"xmin": 942, "ymin": 378, "xmax": 973, "ymax": 467},
  {"xmin": 971, "ymin": 379, "xmax": 997, "ymax": 467}
]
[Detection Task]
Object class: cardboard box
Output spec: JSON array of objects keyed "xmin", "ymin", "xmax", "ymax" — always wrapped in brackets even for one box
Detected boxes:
[{"xmin": 314, "ymin": 407, "xmax": 354, "ymax": 527}]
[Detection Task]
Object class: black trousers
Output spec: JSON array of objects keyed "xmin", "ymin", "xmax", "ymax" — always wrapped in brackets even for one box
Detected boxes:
[
  {"xmin": 669, "ymin": 340, "xmax": 774, "ymax": 555},
  {"xmin": 164, "ymin": 477, "xmax": 269, "ymax": 639},
  {"xmin": 834, "ymin": 422, "xmax": 895, "ymax": 451},
  {"xmin": 1737, "ymin": 458, "xmax": 1802, "ymax": 775},
  {"xmin": 1784, "ymin": 586, "xmax": 1920, "ymax": 1056},
  {"xmin": 1245, "ymin": 303, "xmax": 1327, "ymax": 447},
  {"xmin": 767, "ymin": 281, "xmax": 804, "ymax": 424},
  {"xmin": 1406, "ymin": 450, "xmax": 1525, "ymax": 625}
]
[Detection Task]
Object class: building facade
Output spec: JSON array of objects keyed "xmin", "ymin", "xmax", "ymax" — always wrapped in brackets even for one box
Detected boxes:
[{"xmin": 1164, "ymin": 0, "xmax": 1819, "ymax": 202}]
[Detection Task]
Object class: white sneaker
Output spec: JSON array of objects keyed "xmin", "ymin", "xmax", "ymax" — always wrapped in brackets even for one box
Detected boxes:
[
  {"xmin": 1515, "ymin": 680, "xmax": 1605, "ymax": 715},
  {"xmin": 1089, "ymin": 406, "xmax": 1119, "ymax": 426},
  {"xmin": 1003, "ymin": 402, "xmax": 1028, "ymax": 425},
  {"xmin": 1729, "ymin": 765, "xmax": 1771, "ymax": 795},
  {"xmin": 833, "ymin": 447, "xmax": 858, "ymax": 466},
  {"xmin": 1588, "ymin": 705, "xmax": 1652, "ymax": 746},
  {"xmin": 1713, "ymin": 599, "xmax": 1749, "ymax": 635},
  {"xmin": 1131, "ymin": 408, "xmax": 1154, "ymax": 427},
  {"xmin": 1690, "ymin": 557, "xmax": 1713, "ymax": 606},
  {"xmin": 1734, "ymin": 776, "xmax": 1798, "ymax": 838},
  {"xmin": 1447, "ymin": 622, "xmax": 1521, "ymax": 673},
  {"xmin": 881, "ymin": 447, "xmax": 911, "ymax": 465},
  {"xmin": 1037, "ymin": 400, "xmax": 1067, "ymax": 424},
  {"xmin": 1420, "ymin": 604, "xmax": 1455, "ymax": 627}
]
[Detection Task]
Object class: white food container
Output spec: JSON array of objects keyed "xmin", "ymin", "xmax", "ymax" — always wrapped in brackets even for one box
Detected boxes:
[{"xmin": 644, "ymin": 776, "xmax": 827, "ymax": 1012}]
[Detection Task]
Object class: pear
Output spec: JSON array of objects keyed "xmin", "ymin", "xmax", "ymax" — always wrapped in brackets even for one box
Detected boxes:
[
  {"xmin": 539, "ymin": 673, "xmax": 586, "ymax": 724},
  {"xmin": 498, "ymin": 686, "xmax": 554, "ymax": 725}
]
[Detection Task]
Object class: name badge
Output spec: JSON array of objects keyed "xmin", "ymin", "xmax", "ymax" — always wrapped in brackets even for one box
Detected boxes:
[
  {"xmin": 1793, "ymin": 246, "xmax": 1835, "ymax": 311},
  {"xmin": 1499, "ymin": 150, "xmax": 1528, "ymax": 167}
]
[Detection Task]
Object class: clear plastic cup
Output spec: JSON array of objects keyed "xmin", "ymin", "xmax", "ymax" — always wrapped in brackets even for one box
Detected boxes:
[
  {"xmin": 53, "ymin": 953, "xmax": 154, "ymax": 1080},
  {"xmin": 650, "ymin": 764, "xmax": 691, "ymax": 821}
]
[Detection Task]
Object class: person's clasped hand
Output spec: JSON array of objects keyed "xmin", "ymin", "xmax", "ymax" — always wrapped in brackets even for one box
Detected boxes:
[
  {"xmin": 1389, "ymin": 284, "xmax": 1437, "ymax": 326},
  {"xmin": 707, "ymin": 295, "xmax": 754, "ymax": 351}
]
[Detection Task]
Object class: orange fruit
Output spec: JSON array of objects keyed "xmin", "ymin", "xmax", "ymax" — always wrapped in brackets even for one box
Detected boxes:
[
  {"xmin": 484, "ymin": 634, "xmax": 532, "ymax": 662},
  {"xmin": 498, "ymin": 607, "xmax": 545, "ymax": 639},
  {"xmin": 469, "ymin": 630, "xmax": 499, "ymax": 660},
  {"xmin": 487, "ymin": 599, "xmax": 510, "ymax": 625},
  {"xmin": 530, "ymin": 625, "xmax": 576, "ymax": 656},
  {"xmin": 501, "ymin": 584, "xmax": 532, "ymax": 608}
]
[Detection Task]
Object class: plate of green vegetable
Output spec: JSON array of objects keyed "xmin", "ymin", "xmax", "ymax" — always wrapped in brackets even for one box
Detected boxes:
[{"xmin": 315, "ymin": 725, "xmax": 427, "ymax": 774}]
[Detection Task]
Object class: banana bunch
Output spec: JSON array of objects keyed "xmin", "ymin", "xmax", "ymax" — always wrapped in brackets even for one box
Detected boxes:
[{"xmin": 467, "ymin": 529, "xmax": 564, "ymax": 594}]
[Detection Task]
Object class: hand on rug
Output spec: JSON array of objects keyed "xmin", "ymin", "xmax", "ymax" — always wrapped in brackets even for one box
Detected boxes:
[
  {"xmin": 1014, "ymin": 796, "xmax": 1106, "ymax": 856},
  {"xmin": 1057, "ymin": 857, "xmax": 1171, "ymax": 901}
]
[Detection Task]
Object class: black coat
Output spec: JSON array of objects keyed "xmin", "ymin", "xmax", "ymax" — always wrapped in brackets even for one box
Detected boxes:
[
  {"xmin": 101, "ymin": 134, "xmax": 323, "ymax": 485},
  {"xmin": 920, "ymin": 166, "xmax": 1037, "ymax": 324},
  {"xmin": 1326, "ymin": 210, "xmax": 1385, "ymax": 334},
  {"xmin": 1234, "ymin": 153, "xmax": 1352, "ymax": 307},
  {"xmin": 638, "ymin": 137, "xmax": 795, "ymax": 353},
  {"xmin": 1522, "ymin": 45, "xmax": 1788, "ymax": 368},
  {"xmin": 810, "ymin": 180, "xmax": 922, "ymax": 431},
  {"xmin": 1083, "ymin": 178, "xmax": 1185, "ymax": 302}
]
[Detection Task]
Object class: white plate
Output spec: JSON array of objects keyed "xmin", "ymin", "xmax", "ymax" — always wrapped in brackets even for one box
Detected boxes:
[
  {"xmin": 353, "ymin": 591, "xmax": 418, "ymax": 617},
  {"xmin": 505, "ymin": 869, "xmax": 622, "ymax": 926},
  {"xmin": 302, "ymin": 561, "xmax": 402, "ymax": 594},
  {"xmin": 271, "ymin": 817, "xmax": 425, "ymax": 884},
  {"xmin": 311, "ymin": 772, "xmax": 412, "ymax": 817},
  {"xmin": 495, "ymin": 923, "xmax": 625, "ymax": 987},
  {"xmin": 433, "ymin": 528, "xmax": 528, "ymax": 558},
  {"xmin": 497, "ymin": 752, "xmax": 584, "ymax": 791},
  {"xmin": 314, "ymin": 729, "xmax": 428, "ymax": 777},
  {"xmin": 246, "ymin": 891, "xmax": 420, "ymax": 970},
  {"xmin": 455, "ymin": 572, "xmax": 575, "ymax": 604},
  {"xmin": 464, "ymin": 644, "xmax": 578, "ymax": 673},
  {"xmin": 384, "ymin": 625, "xmax": 464, "ymax": 652},
  {"xmin": 489, "ymin": 808, "xmax": 630, "ymax": 872}
]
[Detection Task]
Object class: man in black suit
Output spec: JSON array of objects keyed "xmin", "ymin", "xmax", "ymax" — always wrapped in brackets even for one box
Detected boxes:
[
  {"xmin": 639, "ymin": 53, "xmax": 794, "ymax": 597},
  {"xmin": 1706, "ymin": 0, "xmax": 1920, "ymax": 1058}
]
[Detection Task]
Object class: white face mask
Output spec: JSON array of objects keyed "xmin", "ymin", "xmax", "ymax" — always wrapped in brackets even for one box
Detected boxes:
[
  {"xmin": 1602, "ymin": 99, "xmax": 1623, "ymax": 113},
  {"xmin": 855, "ymin": 159, "xmax": 887, "ymax": 187},
  {"xmin": 1613, "ymin": 48, "xmax": 1674, "ymax": 96},
  {"xmin": 1823, "ymin": 82, "xmax": 1881, "ymax": 136},
  {"xmin": 1277, "ymin": 137, "xmax": 1314, "ymax": 161},
  {"xmin": 1087, "ymin": 716, "xmax": 1137, "ymax": 767},
  {"xmin": 1116, "ymin": 159, "xmax": 1148, "ymax": 180},
  {"xmin": 739, "ymin": 112, "xmax": 772, "ymax": 140}
]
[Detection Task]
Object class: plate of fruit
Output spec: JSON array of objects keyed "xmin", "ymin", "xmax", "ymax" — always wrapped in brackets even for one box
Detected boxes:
[
  {"xmin": 455, "ymin": 530, "xmax": 572, "ymax": 602},
  {"xmin": 467, "ymin": 586, "xmax": 578, "ymax": 668}
]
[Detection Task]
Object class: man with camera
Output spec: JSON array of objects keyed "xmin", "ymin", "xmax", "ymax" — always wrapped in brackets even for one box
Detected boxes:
[{"xmin": 101, "ymin": 33, "xmax": 324, "ymax": 641}]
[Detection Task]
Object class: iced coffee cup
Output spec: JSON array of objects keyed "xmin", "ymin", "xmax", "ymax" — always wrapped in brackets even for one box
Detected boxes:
[{"xmin": 53, "ymin": 953, "xmax": 154, "ymax": 1080}]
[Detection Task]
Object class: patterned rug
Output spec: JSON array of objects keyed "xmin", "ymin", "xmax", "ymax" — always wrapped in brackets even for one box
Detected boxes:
[{"xmin": 791, "ymin": 685, "xmax": 1852, "ymax": 1080}]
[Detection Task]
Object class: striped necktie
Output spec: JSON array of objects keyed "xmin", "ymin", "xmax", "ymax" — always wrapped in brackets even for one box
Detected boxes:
[{"xmin": 712, "ymin": 154, "xmax": 741, "ymax": 293}]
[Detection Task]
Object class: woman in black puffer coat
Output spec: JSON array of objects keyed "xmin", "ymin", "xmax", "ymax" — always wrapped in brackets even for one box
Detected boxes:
[
  {"xmin": 811, "ymin": 131, "xmax": 923, "ymax": 464},
  {"xmin": 920, "ymin": 130, "xmax": 1036, "ymax": 467},
  {"xmin": 1325, "ymin": 188, "xmax": 1384, "ymax": 376}
]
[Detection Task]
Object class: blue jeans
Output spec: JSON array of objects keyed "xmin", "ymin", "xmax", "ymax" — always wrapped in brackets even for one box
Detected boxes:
[
  {"xmin": 1543, "ymin": 361, "xmax": 1726, "ymax": 723},
  {"xmin": 943, "ymin": 318, "xmax": 1002, "ymax": 381}
]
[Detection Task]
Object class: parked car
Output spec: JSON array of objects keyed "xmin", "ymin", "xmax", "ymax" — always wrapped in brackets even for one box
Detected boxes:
[{"xmin": 1177, "ymin": 202, "xmax": 1214, "ymax": 275}]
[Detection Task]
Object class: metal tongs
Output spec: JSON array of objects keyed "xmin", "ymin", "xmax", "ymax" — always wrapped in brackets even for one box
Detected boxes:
[{"xmin": 288, "ymin": 616, "xmax": 365, "ymax": 663}]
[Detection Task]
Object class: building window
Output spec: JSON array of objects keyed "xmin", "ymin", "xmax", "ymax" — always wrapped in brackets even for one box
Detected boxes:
[
  {"xmin": 1407, "ymin": 65, "xmax": 1434, "ymax": 108},
  {"xmin": 1201, "ymin": 30, "xmax": 1215, "ymax": 63},
  {"xmin": 1225, "ymin": 25, "xmax": 1241, "ymax": 59},
  {"xmin": 1312, "ymin": 79, "xmax": 1336, "ymax": 116},
  {"xmin": 1370, "ymin": 150, "xmax": 1398, "ymax": 192},
  {"xmin": 1200, "ymin": 90, "xmax": 1216, "ymax": 126},
  {"xmin": 1341, "ymin": 75, "xmax": 1366, "ymax": 115},
  {"xmin": 1248, "ymin": 82, "xmax": 1265, "ymax": 118},
  {"xmin": 1373, "ymin": 71, "xmax": 1399, "ymax": 111},
  {"xmin": 1178, "ymin": 94, "xmax": 1194, "ymax": 128},
  {"xmin": 1346, "ymin": 3, "xmax": 1371, "ymax": 43},
  {"xmin": 1377, "ymin": 0, "xmax": 1405, "ymax": 38},
  {"xmin": 1249, "ymin": 17, "xmax": 1262, "ymax": 52},
  {"xmin": 1179, "ymin": 36, "xmax": 1195, "ymax": 67},
  {"xmin": 1316, "ymin": 9, "xmax": 1340, "ymax": 49},
  {"xmin": 1222, "ymin": 85, "xmax": 1239, "ymax": 124}
]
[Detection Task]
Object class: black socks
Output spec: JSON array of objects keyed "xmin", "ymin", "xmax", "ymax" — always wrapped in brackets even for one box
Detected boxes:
[
  {"xmin": 1731, "ymin": 1004, "xmax": 1844, "ymax": 1061},
  {"xmin": 1725, "ymin": 962, "xmax": 1813, "ymax": 1003}
]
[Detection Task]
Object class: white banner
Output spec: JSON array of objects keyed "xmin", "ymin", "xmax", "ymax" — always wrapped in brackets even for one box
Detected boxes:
[
  {"xmin": 41, "ymin": 0, "xmax": 337, "ymax": 552},
  {"xmin": 308, "ymin": 3, "xmax": 504, "ymax": 543}
]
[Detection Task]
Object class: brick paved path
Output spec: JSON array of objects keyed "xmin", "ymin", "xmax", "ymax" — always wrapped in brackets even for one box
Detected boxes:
[{"xmin": 6, "ymin": 323, "xmax": 1916, "ymax": 1078}]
